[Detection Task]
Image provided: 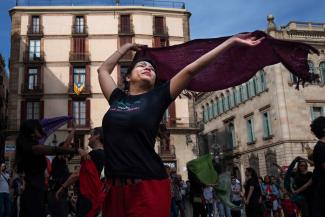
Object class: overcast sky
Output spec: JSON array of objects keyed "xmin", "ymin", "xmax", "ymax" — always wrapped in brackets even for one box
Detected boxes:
[{"xmin": 1, "ymin": 0, "xmax": 325, "ymax": 69}]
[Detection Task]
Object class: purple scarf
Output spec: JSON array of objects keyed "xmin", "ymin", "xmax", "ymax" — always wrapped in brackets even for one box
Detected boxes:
[
  {"xmin": 39, "ymin": 116, "xmax": 73, "ymax": 144},
  {"xmin": 135, "ymin": 31, "xmax": 318, "ymax": 91}
]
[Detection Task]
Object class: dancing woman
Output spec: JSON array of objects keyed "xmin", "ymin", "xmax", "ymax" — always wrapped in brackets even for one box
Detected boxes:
[{"xmin": 98, "ymin": 34, "xmax": 263, "ymax": 217}]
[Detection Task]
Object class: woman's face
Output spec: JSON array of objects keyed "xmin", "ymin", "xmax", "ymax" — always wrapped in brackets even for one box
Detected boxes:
[
  {"xmin": 298, "ymin": 162, "xmax": 307, "ymax": 173},
  {"xmin": 128, "ymin": 61, "xmax": 156, "ymax": 88},
  {"xmin": 245, "ymin": 170, "xmax": 250, "ymax": 178},
  {"xmin": 264, "ymin": 176, "xmax": 270, "ymax": 184}
]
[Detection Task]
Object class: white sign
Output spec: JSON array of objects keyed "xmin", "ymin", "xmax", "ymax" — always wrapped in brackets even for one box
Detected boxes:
[{"xmin": 5, "ymin": 144, "xmax": 15, "ymax": 152}]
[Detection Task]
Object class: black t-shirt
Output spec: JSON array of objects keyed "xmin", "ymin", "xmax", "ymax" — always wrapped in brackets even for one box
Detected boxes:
[
  {"xmin": 21, "ymin": 140, "xmax": 47, "ymax": 190},
  {"xmin": 294, "ymin": 171, "xmax": 312, "ymax": 198},
  {"xmin": 244, "ymin": 178, "xmax": 261, "ymax": 205},
  {"xmin": 88, "ymin": 149, "xmax": 105, "ymax": 176},
  {"xmin": 312, "ymin": 141, "xmax": 325, "ymax": 193},
  {"xmin": 102, "ymin": 81, "xmax": 173, "ymax": 179},
  {"xmin": 50, "ymin": 156, "xmax": 70, "ymax": 190}
]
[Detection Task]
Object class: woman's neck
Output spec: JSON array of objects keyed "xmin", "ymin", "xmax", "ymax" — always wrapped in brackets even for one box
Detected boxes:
[{"xmin": 128, "ymin": 82, "xmax": 152, "ymax": 95}]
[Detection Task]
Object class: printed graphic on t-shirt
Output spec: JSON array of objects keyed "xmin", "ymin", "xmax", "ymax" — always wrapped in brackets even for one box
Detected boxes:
[{"xmin": 110, "ymin": 100, "xmax": 141, "ymax": 112}]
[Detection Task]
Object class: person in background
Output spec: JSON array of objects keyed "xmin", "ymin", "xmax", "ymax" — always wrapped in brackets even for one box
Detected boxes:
[
  {"xmin": 309, "ymin": 116, "xmax": 325, "ymax": 217},
  {"xmin": 244, "ymin": 167, "xmax": 262, "ymax": 217},
  {"xmin": 15, "ymin": 120, "xmax": 79, "ymax": 217},
  {"xmin": 56, "ymin": 127, "xmax": 105, "ymax": 217},
  {"xmin": 48, "ymin": 129, "xmax": 75, "ymax": 217},
  {"xmin": 203, "ymin": 185, "xmax": 214, "ymax": 217},
  {"xmin": 0, "ymin": 163, "xmax": 10, "ymax": 217},
  {"xmin": 230, "ymin": 176, "xmax": 242, "ymax": 217},
  {"xmin": 261, "ymin": 175, "xmax": 280, "ymax": 217}
]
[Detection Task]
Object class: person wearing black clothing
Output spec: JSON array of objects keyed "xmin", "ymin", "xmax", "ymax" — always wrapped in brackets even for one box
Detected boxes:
[
  {"xmin": 292, "ymin": 158, "xmax": 312, "ymax": 217},
  {"xmin": 48, "ymin": 129, "xmax": 75, "ymax": 217},
  {"xmin": 310, "ymin": 116, "xmax": 325, "ymax": 217},
  {"xmin": 244, "ymin": 167, "xmax": 262, "ymax": 217},
  {"xmin": 56, "ymin": 127, "xmax": 105, "ymax": 217},
  {"xmin": 15, "ymin": 120, "xmax": 79, "ymax": 217}
]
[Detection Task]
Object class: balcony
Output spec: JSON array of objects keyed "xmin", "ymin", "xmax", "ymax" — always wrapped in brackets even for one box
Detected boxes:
[
  {"xmin": 118, "ymin": 26, "xmax": 134, "ymax": 36},
  {"xmin": 158, "ymin": 144, "xmax": 176, "ymax": 161},
  {"xmin": 70, "ymin": 119, "xmax": 91, "ymax": 129},
  {"xmin": 69, "ymin": 52, "xmax": 90, "ymax": 63},
  {"xmin": 72, "ymin": 25, "xmax": 88, "ymax": 36},
  {"xmin": 68, "ymin": 84, "xmax": 91, "ymax": 97},
  {"xmin": 153, "ymin": 27, "xmax": 168, "ymax": 37},
  {"xmin": 16, "ymin": 0, "xmax": 186, "ymax": 9},
  {"xmin": 27, "ymin": 25, "xmax": 44, "ymax": 36},
  {"xmin": 162, "ymin": 117, "xmax": 202, "ymax": 133},
  {"xmin": 24, "ymin": 51, "xmax": 45, "ymax": 64},
  {"xmin": 21, "ymin": 83, "xmax": 44, "ymax": 97}
]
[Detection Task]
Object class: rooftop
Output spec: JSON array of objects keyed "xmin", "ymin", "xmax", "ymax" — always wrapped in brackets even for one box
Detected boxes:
[{"xmin": 15, "ymin": 0, "xmax": 185, "ymax": 9}]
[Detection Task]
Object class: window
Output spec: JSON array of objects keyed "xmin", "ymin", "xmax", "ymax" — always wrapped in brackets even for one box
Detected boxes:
[
  {"xmin": 260, "ymin": 70, "xmax": 267, "ymax": 90},
  {"xmin": 320, "ymin": 62, "xmax": 325, "ymax": 83},
  {"xmin": 120, "ymin": 15, "xmax": 131, "ymax": 33},
  {"xmin": 26, "ymin": 101, "xmax": 40, "ymax": 120},
  {"xmin": 227, "ymin": 91, "xmax": 234, "ymax": 109},
  {"xmin": 226, "ymin": 122, "xmax": 236, "ymax": 149},
  {"xmin": 72, "ymin": 38, "xmax": 86, "ymax": 54},
  {"xmin": 73, "ymin": 67, "xmax": 86, "ymax": 88},
  {"xmin": 262, "ymin": 111, "xmax": 272, "ymax": 139},
  {"xmin": 235, "ymin": 88, "xmax": 241, "ymax": 104},
  {"xmin": 75, "ymin": 16, "xmax": 85, "ymax": 33},
  {"xmin": 31, "ymin": 16, "xmax": 40, "ymax": 33},
  {"xmin": 73, "ymin": 101, "xmax": 86, "ymax": 126},
  {"xmin": 213, "ymin": 98, "xmax": 219, "ymax": 117},
  {"xmin": 74, "ymin": 134, "xmax": 85, "ymax": 149},
  {"xmin": 154, "ymin": 37, "xmax": 169, "ymax": 48},
  {"xmin": 241, "ymin": 84, "xmax": 248, "ymax": 101},
  {"xmin": 308, "ymin": 61, "xmax": 317, "ymax": 84},
  {"xmin": 27, "ymin": 68, "xmax": 38, "ymax": 90},
  {"xmin": 224, "ymin": 93, "xmax": 229, "ymax": 111},
  {"xmin": 203, "ymin": 106, "xmax": 208, "ymax": 123},
  {"xmin": 120, "ymin": 36, "xmax": 133, "ymax": 58},
  {"xmin": 249, "ymin": 154, "xmax": 260, "ymax": 175},
  {"xmin": 265, "ymin": 149, "xmax": 277, "ymax": 176},
  {"xmin": 218, "ymin": 98, "xmax": 224, "ymax": 114},
  {"xmin": 209, "ymin": 100, "xmax": 214, "ymax": 119},
  {"xmin": 248, "ymin": 78, "xmax": 256, "ymax": 97},
  {"xmin": 118, "ymin": 63, "xmax": 130, "ymax": 89},
  {"xmin": 154, "ymin": 16, "xmax": 164, "ymax": 34},
  {"xmin": 246, "ymin": 117, "xmax": 256, "ymax": 144},
  {"xmin": 310, "ymin": 106, "xmax": 324, "ymax": 120},
  {"xmin": 29, "ymin": 40, "xmax": 41, "ymax": 60}
]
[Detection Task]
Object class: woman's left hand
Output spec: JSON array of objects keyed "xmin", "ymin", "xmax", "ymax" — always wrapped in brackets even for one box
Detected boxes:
[{"xmin": 230, "ymin": 33, "xmax": 265, "ymax": 47}]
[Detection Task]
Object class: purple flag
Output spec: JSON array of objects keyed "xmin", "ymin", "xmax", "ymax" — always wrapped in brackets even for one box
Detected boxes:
[{"xmin": 39, "ymin": 116, "xmax": 73, "ymax": 144}]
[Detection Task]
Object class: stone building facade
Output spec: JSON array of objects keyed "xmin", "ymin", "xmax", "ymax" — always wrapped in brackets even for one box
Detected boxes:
[
  {"xmin": 194, "ymin": 16, "xmax": 325, "ymax": 180},
  {"xmin": 0, "ymin": 55, "xmax": 9, "ymax": 162},
  {"xmin": 7, "ymin": 1, "xmax": 199, "ymax": 177}
]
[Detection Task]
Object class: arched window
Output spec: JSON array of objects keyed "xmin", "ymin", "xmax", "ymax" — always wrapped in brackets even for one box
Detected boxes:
[
  {"xmin": 206, "ymin": 103, "xmax": 210, "ymax": 121},
  {"xmin": 218, "ymin": 96, "xmax": 224, "ymax": 114},
  {"xmin": 249, "ymin": 154, "xmax": 260, "ymax": 175},
  {"xmin": 213, "ymin": 98, "xmax": 219, "ymax": 117},
  {"xmin": 227, "ymin": 122, "xmax": 236, "ymax": 149},
  {"xmin": 320, "ymin": 62, "xmax": 325, "ymax": 83},
  {"xmin": 265, "ymin": 149, "xmax": 278, "ymax": 176},
  {"xmin": 202, "ymin": 105, "xmax": 208, "ymax": 123},
  {"xmin": 209, "ymin": 101, "xmax": 214, "ymax": 120},
  {"xmin": 260, "ymin": 70, "xmax": 267, "ymax": 90}
]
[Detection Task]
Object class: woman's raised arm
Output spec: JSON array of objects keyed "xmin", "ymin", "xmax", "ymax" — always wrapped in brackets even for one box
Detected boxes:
[
  {"xmin": 97, "ymin": 43, "xmax": 146, "ymax": 101},
  {"xmin": 170, "ymin": 33, "xmax": 264, "ymax": 99}
]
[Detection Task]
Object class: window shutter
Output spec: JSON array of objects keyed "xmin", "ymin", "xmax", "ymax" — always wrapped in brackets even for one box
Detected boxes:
[
  {"xmin": 86, "ymin": 65, "xmax": 90, "ymax": 92},
  {"xmin": 20, "ymin": 101, "xmax": 26, "ymax": 123},
  {"xmin": 153, "ymin": 37, "xmax": 161, "ymax": 48},
  {"xmin": 40, "ymin": 101, "xmax": 44, "ymax": 119},
  {"xmin": 69, "ymin": 66, "xmax": 73, "ymax": 91},
  {"xmin": 86, "ymin": 99, "xmax": 90, "ymax": 127},
  {"xmin": 68, "ymin": 100, "xmax": 72, "ymax": 128}
]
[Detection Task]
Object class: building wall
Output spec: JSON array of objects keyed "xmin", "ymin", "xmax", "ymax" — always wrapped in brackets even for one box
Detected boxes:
[
  {"xmin": 194, "ymin": 19, "xmax": 325, "ymax": 180},
  {"xmin": 8, "ymin": 6, "xmax": 196, "ymax": 178}
]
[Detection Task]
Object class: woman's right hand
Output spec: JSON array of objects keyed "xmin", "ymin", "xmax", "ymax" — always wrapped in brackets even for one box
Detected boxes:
[{"xmin": 124, "ymin": 43, "xmax": 148, "ymax": 52}]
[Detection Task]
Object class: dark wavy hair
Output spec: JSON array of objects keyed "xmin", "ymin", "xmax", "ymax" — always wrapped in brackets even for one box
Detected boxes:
[
  {"xmin": 92, "ymin": 127, "xmax": 104, "ymax": 144},
  {"xmin": 15, "ymin": 120, "xmax": 45, "ymax": 173},
  {"xmin": 123, "ymin": 58, "xmax": 158, "ymax": 92},
  {"xmin": 310, "ymin": 116, "xmax": 325, "ymax": 139},
  {"xmin": 246, "ymin": 167, "xmax": 258, "ymax": 180}
]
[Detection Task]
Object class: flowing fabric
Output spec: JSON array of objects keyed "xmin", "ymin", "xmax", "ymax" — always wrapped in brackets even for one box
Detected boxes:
[
  {"xmin": 79, "ymin": 160, "xmax": 106, "ymax": 217},
  {"xmin": 135, "ymin": 31, "xmax": 318, "ymax": 91},
  {"xmin": 39, "ymin": 116, "xmax": 73, "ymax": 144}
]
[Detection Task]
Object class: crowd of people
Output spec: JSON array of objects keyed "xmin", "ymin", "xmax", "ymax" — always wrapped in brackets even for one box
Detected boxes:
[{"xmin": 0, "ymin": 33, "xmax": 324, "ymax": 217}]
